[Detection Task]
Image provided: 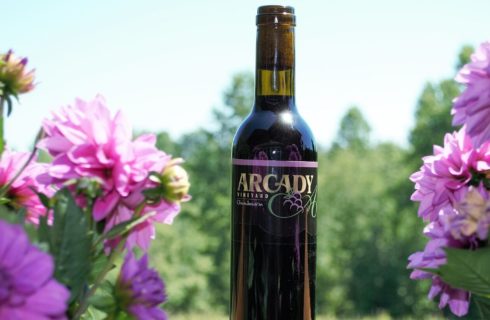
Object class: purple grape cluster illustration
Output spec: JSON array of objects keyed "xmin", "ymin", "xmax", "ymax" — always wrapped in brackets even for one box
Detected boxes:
[{"xmin": 284, "ymin": 191, "xmax": 304, "ymax": 212}]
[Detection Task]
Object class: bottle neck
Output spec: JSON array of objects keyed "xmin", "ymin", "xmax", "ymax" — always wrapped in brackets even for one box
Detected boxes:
[{"xmin": 254, "ymin": 24, "xmax": 296, "ymax": 112}]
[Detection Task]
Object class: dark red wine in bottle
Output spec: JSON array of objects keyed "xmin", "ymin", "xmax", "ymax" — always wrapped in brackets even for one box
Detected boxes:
[{"xmin": 231, "ymin": 5, "xmax": 317, "ymax": 320}]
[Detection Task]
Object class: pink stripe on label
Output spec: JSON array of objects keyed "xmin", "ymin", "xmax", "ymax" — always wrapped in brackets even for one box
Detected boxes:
[{"xmin": 232, "ymin": 158, "xmax": 318, "ymax": 168}]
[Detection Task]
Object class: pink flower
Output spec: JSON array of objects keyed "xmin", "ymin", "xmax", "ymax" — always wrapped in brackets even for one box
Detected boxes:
[
  {"xmin": 116, "ymin": 253, "xmax": 167, "ymax": 320},
  {"xmin": 91, "ymin": 134, "xmax": 181, "ymax": 251},
  {"xmin": 38, "ymin": 96, "xmax": 183, "ymax": 250},
  {"xmin": 0, "ymin": 150, "xmax": 50, "ymax": 224},
  {"xmin": 452, "ymin": 42, "xmax": 490, "ymax": 147},
  {"xmin": 0, "ymin": 220, "xmax": 69, "ymax": 319},
  {"xmin": 410, "ymin": 129, "xmax": 479, "ymax": 221},
  {"xmin": 407, "ymin": 217, "xmax": 471, "ymax": 317},
  {"xmin": 39, "ymin": 95, "xmax": 143, "ymax": 192},
  {"xmin": 103, "ymin": 200, "xmax": 180, "ymax": 251},
  {"xmin": 428, "ymin": 277, "xmax": 470, "ymax": 317}
]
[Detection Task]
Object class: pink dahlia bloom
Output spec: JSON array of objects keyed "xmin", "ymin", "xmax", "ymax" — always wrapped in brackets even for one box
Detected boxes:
[
  {"xmin": 116, "ymin": 253, "xmax": 167, "ymax": 320},
  {"xmin": 0, "ymin": 150, "xmax": 50, "ymax": 224},
  {"xmin": 407, "ymin": 217, "xmax": 471, "ymax": 317},
  {"xmin": 452, "ymin": 42, "xmax": 490, "ymax": 147},
  {"xmin": 410, "ymin": 129, "xmax": 479, "ymax": 221},
  {"xmin": 104, "ymin": 200, "xmax": 180, "ymax": 251},
  {"xmin": 38, "ymin": 95, "xmax": 160, "ymax": 194},
  {"xmin": 0, "ymin": 220, "xmax": 69, "ymax": 319},
  {"xmin": 38, "ymin": 96, "xmax": 182, "ymax": 250}
]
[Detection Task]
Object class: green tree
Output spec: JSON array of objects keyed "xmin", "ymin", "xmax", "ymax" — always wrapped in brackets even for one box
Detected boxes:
[
  {"xmin": 211, "ymin": 71, "xmax": 254, "ymax": 148},
  {"xmin": 318, "ymin": 138, "xmax": 433, "ymax": 317},
  {"xmin": 183, "ymin": 72, "xmax": 253, "ymax": 310},
  {"xmin": 408, "ymin": 80, "xmax": 459, "ymax": 159},
  {"xmin": 456, "ymin": 45, "xmax": 474, "ymax": 70},
  {"xmin": 387, "ymin": 45, "xmax": 476, "ymax": 318},
  {"xmin": 332, "ymin": 106, "xmax": 371, "ymax": 151},
  {"xmin": 152, "ymin": 72, "xmax": 254, "ymax": 314},
  {"xmin": 409, "ymin": 46, "xmax": 473, "ymax": 160},
  {"xmin": 148, "ymin": 132, "xmax": 213, "ymax": 312},
  {"xmin": 149, "ymin": 44, "xmax": 476, "ymax": 316}
]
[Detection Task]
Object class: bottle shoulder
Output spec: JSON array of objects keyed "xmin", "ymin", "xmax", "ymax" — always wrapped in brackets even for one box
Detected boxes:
[{"xmin": 232, "ymin": 110, "xmax": 317, "ymax": 161}]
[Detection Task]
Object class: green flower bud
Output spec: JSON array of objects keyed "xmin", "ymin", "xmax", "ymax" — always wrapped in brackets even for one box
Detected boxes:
[
  {"xmin": 0, "ymin": 50, "xmax": 35, "ymax": 97},
  {"xmin": 161, "ymin": 158, "xmax": 190, "ymax": 203}
]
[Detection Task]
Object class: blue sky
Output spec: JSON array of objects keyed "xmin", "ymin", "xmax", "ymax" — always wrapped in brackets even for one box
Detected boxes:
[{"xmin": 3, "ymin": 0, "xmax": 490, "ymax": 150}]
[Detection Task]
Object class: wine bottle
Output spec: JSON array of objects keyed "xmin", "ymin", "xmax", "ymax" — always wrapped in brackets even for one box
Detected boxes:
[{"xmin": 231, "ymin": 5, "xmax": 317, "ymax": 320}]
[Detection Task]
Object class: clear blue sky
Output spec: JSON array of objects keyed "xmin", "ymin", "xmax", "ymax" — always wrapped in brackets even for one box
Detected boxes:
[{"xmin": 3, "ymin": 0, "xmax": 490, "ymax": 150}]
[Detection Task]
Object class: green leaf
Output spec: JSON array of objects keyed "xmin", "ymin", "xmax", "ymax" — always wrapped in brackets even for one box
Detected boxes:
[
  {"xmin": 90, "ymin": 253, "xmax": 111, "ymax": 283},
  {"xmin": 76, "ymin": 178, "xmax": 102, "ymax": 199},
  {"xmin": 38, "ymin": 215, "xmax": 50, "ymax": 245},
  {"xmin": 0, "ymin": 205, "xmax": 15, "ymax": 222},
  {"xmin": 79, "ymin": 305, "xmax": 107, "ymax": 320},
  {"xmin": 142, "ymin": 187, "xmax": 163, "ymax": 201},
  {"xmin": 35, "ymin": 190, "xmax": 53, "ymax": 209},
  {"xmin": 148, "ymin": 171, "xmax": 163, "ymax": 183},
  {"xmin": 16, "ymin": 208, "xmax": 38, "ymax": 240},
  {"xmin": 0, "ymin": 206, "xmax": 37, "ymax": 242},
  {"xmin": 114, "ymin": 311, "xmax": 133, "ymax": 320},
  {"xmin": 0, "ymin": 205, "xmax": 27, "ymax": 226},
  {"xmin": 103, "ymin": 210, "xmax": 157, "ymax": 240},
  {"xmin": 5, "ymin": 95, "xmax": 12, "ymax": 117},
  {"xmin": 50, "ymin": 188, "xmax": 92, "ymax": 303},
  {"xmin": 437, "ymin": 247, "xmax": 490, "ymax": 296},
  {"xmin": 87, "ymin": 280, "xmax": 116, "ymax": 313},
  {"xmin": 16, "ymin": 208, "xmax": 26, "ymax": 224},
  {"xmin": 474, "ymin": 295, "xmax": 490, "ymax": 320}
]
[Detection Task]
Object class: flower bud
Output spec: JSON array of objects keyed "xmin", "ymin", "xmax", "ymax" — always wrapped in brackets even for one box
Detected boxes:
[
  {"xmin": 0, "ymin": 50, "xmax": 35, "ymax": 97},
  {"xmin": 161, "ymin": 158, "xmax": 190, "ymax": 203}
]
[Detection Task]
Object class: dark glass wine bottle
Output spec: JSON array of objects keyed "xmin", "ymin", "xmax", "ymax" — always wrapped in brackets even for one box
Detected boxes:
[{"xmin": 231, "ymin": 5, "xmax": 317, "ymax": 320}]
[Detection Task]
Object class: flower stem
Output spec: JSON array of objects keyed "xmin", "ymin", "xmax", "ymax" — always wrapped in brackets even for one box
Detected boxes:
[
  {"xmin": 72, "ymin": 239, "xmax": 126, "ymax": 320},
  {"xmin": 0, "ymin": 95, "xmax": 4, "ymax": 156}
]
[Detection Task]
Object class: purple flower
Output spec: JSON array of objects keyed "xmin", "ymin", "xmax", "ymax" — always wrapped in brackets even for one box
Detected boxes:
[
  {"xmin": 0, "ymin": 150, "xmax": 51, "ymax": 224},
  {"xmin": 407, "ymin": 217, "xmax": 471, "ymax": 317},
  {"xmin": 452, "ymin": 42, "xmax": 490, "ymax": 147},
  {"xmin": 410, "ymin": 129, "xmax": 478, "ymax": 221},
  {"xmin": 0, "ymin": 220, "xmax": 69, "ymax": 319},
  {"xmin": 428, "ymin": 277, "xmax": 470, "ymax": 317},
  {"xmin": 116, "ymin": 253, "xmax": 167, "ymax": 320}
]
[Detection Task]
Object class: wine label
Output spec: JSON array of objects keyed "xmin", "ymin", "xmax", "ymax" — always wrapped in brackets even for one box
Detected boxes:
[{"xmin": 232, "ymin": 158, "xmax": 317, "ymax": 237}]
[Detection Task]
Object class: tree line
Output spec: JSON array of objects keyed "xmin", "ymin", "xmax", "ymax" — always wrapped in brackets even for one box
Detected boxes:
[{"xmin": 149, "ymin": 46, "xmax": 474, "ymax": 318}]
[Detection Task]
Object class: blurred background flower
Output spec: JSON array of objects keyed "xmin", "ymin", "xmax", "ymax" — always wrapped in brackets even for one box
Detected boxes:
[
  {"xmin": 0, "ymin": 220, "xmax": 69, "ymax": 319},
  {"xmin": 0, "ymin": 150, "xmax": 50, "ymax": 224},
  {"xmin": 116, "ymin": 253, "xmax": 167, "ymax": 320}
]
